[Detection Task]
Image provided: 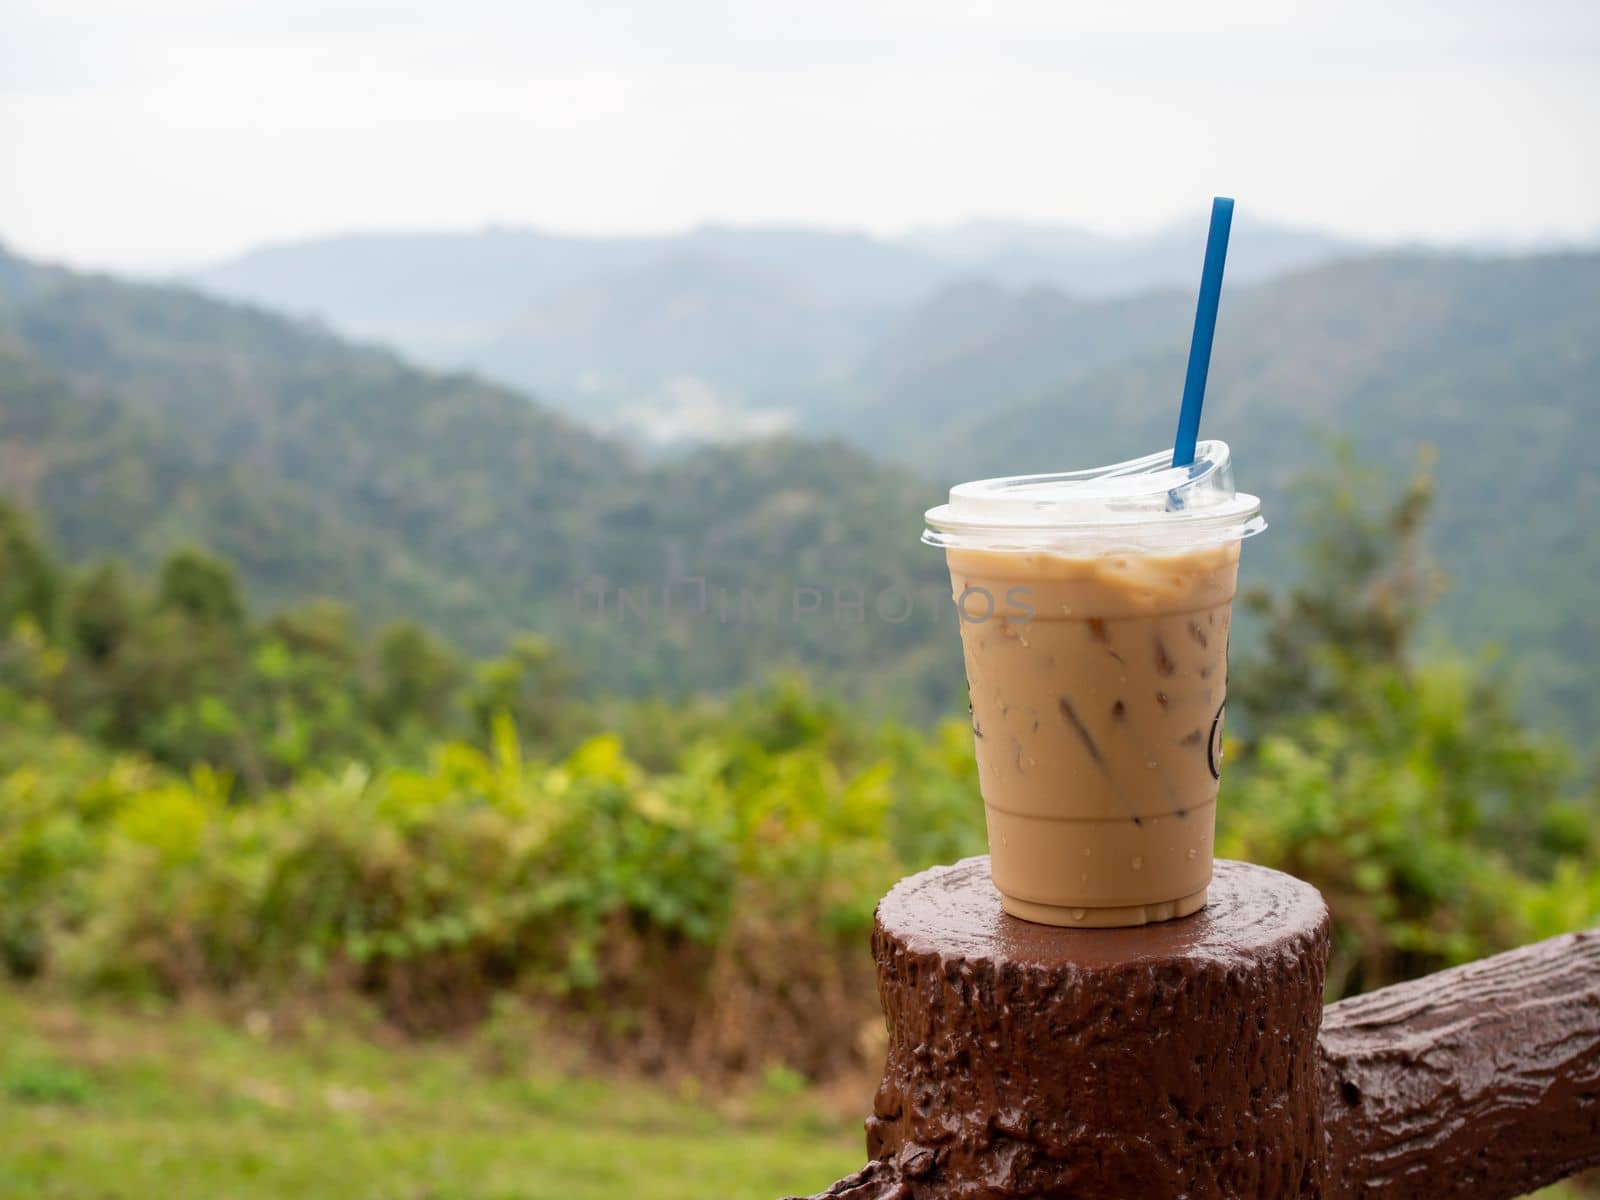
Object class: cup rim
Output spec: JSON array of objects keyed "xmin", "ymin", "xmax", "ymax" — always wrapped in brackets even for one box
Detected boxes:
[{"xmin": 923, "ymin": 440, "xmax": 1265, "ymax": 551}]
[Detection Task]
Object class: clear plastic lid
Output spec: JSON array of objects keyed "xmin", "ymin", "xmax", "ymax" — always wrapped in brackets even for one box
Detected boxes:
[{"xmin": 923, "ymin": 440, "xmax": 1265, "ymax": 553}]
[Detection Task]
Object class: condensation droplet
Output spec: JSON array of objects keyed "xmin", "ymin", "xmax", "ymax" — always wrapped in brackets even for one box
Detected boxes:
[
  {"xmin": 1145, "ymin": 760, "xmax": 1157, "ymax": 769},
  {"xmin": 1070, "ymin": 908, "xmax": 1087, "ymax": 921},
  {"xmin": 1082, "ymin": 847, "xmax": 1092, "ymax": 857},
  {"xmin": 1080, "ymin": 872, "xmax": 1089, "ymax": 884},
  {"xmin": 1186, "ymin": 848, "xmax": 1198, "ymax": 861},
  {"xmin": 1130, "ymin": 856, "xmax": 1144, "ymax": 871}
]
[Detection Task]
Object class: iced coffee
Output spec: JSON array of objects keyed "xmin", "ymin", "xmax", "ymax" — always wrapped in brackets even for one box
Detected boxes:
[{"xmin": 924, "ymin": 442, "xmax": 1263, "ymax": 927}]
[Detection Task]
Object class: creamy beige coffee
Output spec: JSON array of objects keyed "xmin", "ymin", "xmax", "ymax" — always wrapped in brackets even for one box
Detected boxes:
[{"xmin": 924, "ymin": 442, "xmax": 1263, "ymax": 927}]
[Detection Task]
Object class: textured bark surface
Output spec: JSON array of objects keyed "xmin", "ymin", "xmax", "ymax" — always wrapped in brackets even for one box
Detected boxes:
[
  {"xmin": 851, "ymin": 856, "xmax": 1330, "ymax": 1199},
  {"xmin": 1319, "ymin": 928, "xmax": 1600, "ymax": 1200},
  {"xmin": 795, "ymin": 1160, "xmax": 910, "ymax": 1200},
  {"xmin": 790, "ymin": 864, "xmax": 1600, "ymax": 1200}
]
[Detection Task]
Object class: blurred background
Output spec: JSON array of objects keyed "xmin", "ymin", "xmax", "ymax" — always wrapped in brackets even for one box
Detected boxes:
[{"xmin": 1, "ymin": 2, "xmax": 1597, "ymax": 1196}]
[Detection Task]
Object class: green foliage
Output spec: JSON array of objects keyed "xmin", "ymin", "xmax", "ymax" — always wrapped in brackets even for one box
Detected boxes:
[
  {"xmin": 907, "ymin": 253, "xmax": 1600, "ymax": 736},
  {"xmin": 0, "ymin": 502, "xmax": 588, "ymax": 790},
  {"xmin": 0, "ymin": 502, "xmax": 60, "ymax": 635},
  {"xmin": 0, "ymin": 339, "xmax": 505, "ymax": 647},
  {"xmin": 0, "ymin": 450, "xmax": 1595, "ymax": 1079},
  {"xmin": 66, "ymin": 561, "xmax": 133, "ymax": 663},
  {"xmin": 466, "ymin": 633, "xmax": 583, "ymax": 745},
  {"xmin": 1219, "ymin": 674, "xmax": 1563, "ymax": 995},
  {"xmin": 369, "ymin": 621, "xmax": 464, "ymax": 736},
  {"xmin": 1231, "ymin": 443, "xmax": 1443, "ymax": 729},
  {"xmin": 0, "ymin": 256, "xmax": 952, "ymax": 712},
  {"xmin": 1220, "ymin": 453, "xmax": 1600, "ymax": 995},
  {"xmin": 156, "ymin": 548, "xmax": 247, "ymax": 626},
  {"xmin": 0, "ymin": 690, "xmax": 973, "ymax": 1062},
  {"xmin": 0, "ymin": 538, "xmax": 972, "ymax": 1025},
  {"xmin": 11, "ymin": 244, "xmax": 1600, "ymax": 728}
]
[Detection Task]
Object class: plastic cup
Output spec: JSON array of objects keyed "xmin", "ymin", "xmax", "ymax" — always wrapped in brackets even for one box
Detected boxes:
[{"xmin": 923, "ymin": 441, "xmax": 1265, "ymax": 927}]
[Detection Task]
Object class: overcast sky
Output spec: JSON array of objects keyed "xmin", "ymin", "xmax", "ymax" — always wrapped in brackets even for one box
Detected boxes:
[{"xmin": 4, "ymin": 0, "xmax": 1598, "ymax": 270}]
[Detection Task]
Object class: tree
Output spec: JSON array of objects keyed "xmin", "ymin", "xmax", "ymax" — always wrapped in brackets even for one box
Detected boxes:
[
  {"xmin": 1231, "ymin": 443, "xmax": 1445, "ymax": 731},
  {"xmin": 467, "ymin": 633, "xmax": 582, "ymax": 749},
  {"xmin": 1221, "ymin": 444, "xmax": 1595, "ymax": 996},
  {"xmin": 66, "ymin": 562, "xmax": 132, "ymax": 664},
  {"xmin": 0, "ymin": 502, "xmax": 60, "ymax": 635},
  {"xmin": 156, "ymin": 548, "xmax": 246, "ymax": 627},
  {"xmin": 369, "ymin": 622, "xmax": 463, "ymax": 736}
]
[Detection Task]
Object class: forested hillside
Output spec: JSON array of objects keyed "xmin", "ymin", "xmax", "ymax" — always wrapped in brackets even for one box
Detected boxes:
[
  {"xmin": 2, "ymin": 242, "xmax": 1598, "ymax": 1184},
  {"xmin": 0, "ymin": 247, "xmax": 952, "ymax": 709},
  {"xmin": 909, "ymin": 253, "xmax": 1600, "ymax": 729},
  {"xmin": 190, "ymin": 219, "xmax": 1363, "ymax": 438},
  {"xmin": 0, "ymin": 344, "xmax": 497, "ymax": 636},
  {"xmin": 2, "ymin": 452, "xmax": 1594, "ymax": 1071},
  {"xmin": 4, "ymin": 245, "xmax": 1598, "ymax": 729}
]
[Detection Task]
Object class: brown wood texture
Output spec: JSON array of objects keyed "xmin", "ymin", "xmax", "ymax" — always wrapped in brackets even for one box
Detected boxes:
[
  {"xmin": 799, "ymin": 1160, "xmax": 911, "ymax": 1199},
  {"xmin": 796, "ymin": 857, "xmax": 1331, "ymax": 1199},
  {"xmin": 790, "ymin": 862, "xmax": 1600, "ymax": 1200},
  {"xmin": 1320, "ymin": 928, "xmax": 1600, "ymax": 1199}
]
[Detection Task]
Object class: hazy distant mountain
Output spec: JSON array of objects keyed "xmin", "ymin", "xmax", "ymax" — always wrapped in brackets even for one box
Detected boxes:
[
  {"xmin": 192, "ymin": 227, "xmax": 656, "ymax": 361},
  {"xmin": 13, "ymin": 241, "xmax": 1598, "ymax": 729},
  {"xmin": 189, "ymin": 217, "xmax": 1368, "ymax": 445},
  {"xmin": 902, "ymin": 216, "xmax": 1366, "ymax": 296},
  {"xmin": 193, "ymin": 225, "xmax": 963, "ymax": 445},
  {"xmin": 466, "ymin": 253, "xmax": 873, "ymax": 442},
  {"xmin": 821, "ymin": 279, "xmax": 1194, "ymax": 449},
  {"xmin": 681, "ymin": 225, "xmax": 954, "ymax": 308}
]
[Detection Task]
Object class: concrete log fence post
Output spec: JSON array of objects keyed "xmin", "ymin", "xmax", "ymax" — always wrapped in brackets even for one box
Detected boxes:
[{"xmin": 789, "ymin": 857, "xmax": 1600, "ymax": 1200}]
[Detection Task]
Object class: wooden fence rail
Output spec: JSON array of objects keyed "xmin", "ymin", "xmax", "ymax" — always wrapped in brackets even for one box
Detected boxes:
[{"xmin": 788, "ymin": 857, "xmax": 1600, "ymax": 1200}]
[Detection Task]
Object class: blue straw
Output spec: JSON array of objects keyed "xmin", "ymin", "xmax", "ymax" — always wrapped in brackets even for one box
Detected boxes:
[{"xmin": 1172, "ymin": 197, "xmax": 1235, "ymax": 468}]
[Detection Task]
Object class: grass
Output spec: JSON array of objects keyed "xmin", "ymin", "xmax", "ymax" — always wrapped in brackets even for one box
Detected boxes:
[
  {"xmin": 0, "ymin": 985, "xmax": 1592, "ymax": 1200},
  {"xmin": 0, "ymin": 986, "xmax": 863, "ymax": 1199}
]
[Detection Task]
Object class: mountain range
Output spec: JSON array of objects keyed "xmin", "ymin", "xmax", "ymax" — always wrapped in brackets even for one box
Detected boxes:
[
  {"xmin": 0, "ymin": 245, "xmax": 955, "ymax": 712},
  {"xmin": 190, "ymin": 217, "xmax": 1367, "ymax": 443},
  {"xmin": 902, "ymin": 253, "xmax": 1600, "ymax": 730},
  {"xmin": 5, "ymin": 235, "xmax": 1599, "ymax": 734}
]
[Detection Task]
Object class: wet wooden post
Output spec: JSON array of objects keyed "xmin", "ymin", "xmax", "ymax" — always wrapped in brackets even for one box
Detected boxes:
[{"xmin": 789, "ymin": 857, "xmax": 1600, "ymax": 1200}]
